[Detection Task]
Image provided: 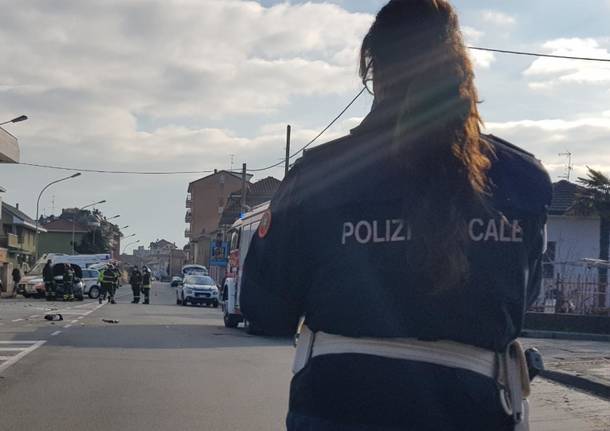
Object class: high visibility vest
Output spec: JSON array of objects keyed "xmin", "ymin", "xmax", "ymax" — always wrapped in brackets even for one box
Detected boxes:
[{"xmin": 101, "ymin": 270, "xmax": 118, "ymax": 284}]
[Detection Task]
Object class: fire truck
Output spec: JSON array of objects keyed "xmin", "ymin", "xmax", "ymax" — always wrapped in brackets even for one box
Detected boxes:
[{"xmin": 221, "ymin": 202, "xmax": 269, "ymax": 331}]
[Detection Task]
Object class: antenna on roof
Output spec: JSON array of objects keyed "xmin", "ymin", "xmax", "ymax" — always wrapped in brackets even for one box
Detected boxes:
[
  {"xmin": 229, "ymin": 154, "xmax": 235, "ymax": 172},
  {"xmin": 558, "ymin": 151, "xmax": 573, "ymax": 182}
]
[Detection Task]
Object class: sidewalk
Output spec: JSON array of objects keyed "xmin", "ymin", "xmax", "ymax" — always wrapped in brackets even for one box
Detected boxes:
[
  {"xmin": 522, "ymin": 337, "xmax": 610, "ymax": 401},
  {"xmin": 530, "ymin": 379, "xmax": 610, "ymax": 431}
]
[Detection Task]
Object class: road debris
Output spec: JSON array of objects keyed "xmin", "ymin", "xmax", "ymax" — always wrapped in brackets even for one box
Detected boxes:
[
  {"xmin": 44, "ymin": 314, "xmax": 64, "ymax": 321},
  {"xmin": 102, "ymin": 319, "xmax": 119, "ymax": 324}
]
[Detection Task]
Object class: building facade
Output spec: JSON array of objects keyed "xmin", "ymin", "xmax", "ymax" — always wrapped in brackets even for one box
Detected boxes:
[
  {"xmin": 0, "ymin": 202, "xmax": 45, "ymax": 294},
  {"xmin": 186, "ymin": 170, "xmax": 249, "ymax": 266},
  {"xmin": 125, "ymin": 239, "xmax": 186, "ymax": 280},
  {"xmin": 37, "ymin": 219, "xmax": 89, "ymax": 255}
]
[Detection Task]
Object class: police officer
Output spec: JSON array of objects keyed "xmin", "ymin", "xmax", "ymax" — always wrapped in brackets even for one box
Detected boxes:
[
  {"xmin": 241, "ymin": 1, "xmax": 552, "ymax": 430},
  {"xmin": 141, "ymin": 266, "xmax": 152, "ymax": 304},
  {"xmin": 98, "ymin": 264, "xmax": 118, "ymax": 304},
  {"xmin": 43, "ymin": 260, "xmax": 55, "ymax": 300},
  {"xmin": 63, "ymin": 263, "xmax": 75, "ymax": 302},
  {"xmin": 129, "ymin": 265, "xmax": 143, "ymax": 304}
]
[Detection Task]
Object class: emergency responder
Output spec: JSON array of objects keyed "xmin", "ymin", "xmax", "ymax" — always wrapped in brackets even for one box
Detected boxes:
[
  {"xmin": 240, "ymin": 1, "xmax": 552, "ymax": 430},
  {"xmin": 110, "ymin": 263, "xmax": 121, "ymax": 300},
  {"xmin": 129, "ymin": 265, "xmax": 143, "ymax": 304},
  {"xmin": 141, "ymin": 266, "xmax": 152, "ymax": 304},
  {"xmin": 11, "ymin": 267, "xmax": 21, "ymax": 297},
  {"xmin": 43, "ymin": 260, "xmax": 55, "ymax": 300},
  {"xmin": 63, "ymin": 263, "xmax": 74, "ymax": 302},
  {"xmin": 98, "ymin": 264, "xmax": 118, "ymax": 304}
]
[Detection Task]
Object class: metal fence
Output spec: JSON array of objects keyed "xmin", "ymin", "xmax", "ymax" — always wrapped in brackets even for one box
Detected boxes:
[{"xmin": 532, "ymin": 274, "xmax": 608, "ymax": 315}]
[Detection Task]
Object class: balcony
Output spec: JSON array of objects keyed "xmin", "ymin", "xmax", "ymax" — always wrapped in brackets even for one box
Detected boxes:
[
  {"xmin": 185, "ymin": 228, "xmax": 192, "ymax": 238},
  {"xmin": 0, "ymin": 127, "xmax": 20, "ymax": 163},
  {"xmin": 185, "ymin": 209, "xmax": 192, "ymax": 223},
  {"xmin": 186, "ymin": 194, "xmax": 192, "ymax": 208}
]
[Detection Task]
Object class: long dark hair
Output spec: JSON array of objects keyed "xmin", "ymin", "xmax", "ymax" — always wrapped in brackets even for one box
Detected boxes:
[{"xmin": 360, "ymin": 0, "xmax": 492, "ymax": 292}]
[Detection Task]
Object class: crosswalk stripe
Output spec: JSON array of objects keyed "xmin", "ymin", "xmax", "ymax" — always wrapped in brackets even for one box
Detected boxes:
[{"xmin": 0, "ymin": 341, "xmax": 46, "ymax": 374}]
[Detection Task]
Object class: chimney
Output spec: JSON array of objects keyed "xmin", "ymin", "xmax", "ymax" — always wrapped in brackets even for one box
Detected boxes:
[
  {"xmin": 15, "ymin": 203, "xmax": 19, "ymax": 210},
  {"xmin": 214, "ymin": 169, "xmax": 218, "ymax": 174}
]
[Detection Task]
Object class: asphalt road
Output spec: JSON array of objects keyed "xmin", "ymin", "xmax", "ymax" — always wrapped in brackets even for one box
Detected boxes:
[
  {"xmin": 0, "ymin": 283, "xmax": 293, "ymax": 431},
  {"xmin": 1, "ymin": 283, "xmax": 608, "ymax": 431}
]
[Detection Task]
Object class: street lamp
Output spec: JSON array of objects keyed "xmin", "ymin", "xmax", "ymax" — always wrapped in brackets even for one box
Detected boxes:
[
  {"xmin": 0, "ymin": 115, "xmax": 28, "ymax": 126},
  {"xmin": 72, "ymin": 199, "xmax": 107, "ymax": 254},
  {"xmin": 122, "ymin": 239, "xmax": 140, "ymax": 255},
  {"xmin": 106, "ymin": 215, "xmax": 120, "ymax": 221},
  {"xmin": 35, "ymin": 172, "xmax": 82, "ymax": 260},
  {"xmin": 121, "ymin": 225, "xmax": 129, "ymax": 230}
]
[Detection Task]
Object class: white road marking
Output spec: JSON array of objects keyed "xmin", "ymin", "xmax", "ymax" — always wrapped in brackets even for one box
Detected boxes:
[
  {"xmin": 11, "ymin": 319, "xmax": 24, "ymax": 322},
  {"xmin": 77, "ymin": 316, "xmax": 84, "ymax": 320},
  {"xmin": 63, "ymin": 324, "xmax": 72, "ymax": 329},
  {"xmin": 0, "ymin": 341, "xmax": 42, "ymax": 344},
  {"xmin": 0, "ymin": 341, "xmax": 46, "ymax": 374},
  {"xmin": 0, "ymin": 347, "xmax": 28, "ymax": 352},
  {"xmin": 51, "ymin": 331, "xmax": 62, "ymax": 336},
  {"xmin": 70, "ymin": 320, "xmax": 78, "ymax": 324}
]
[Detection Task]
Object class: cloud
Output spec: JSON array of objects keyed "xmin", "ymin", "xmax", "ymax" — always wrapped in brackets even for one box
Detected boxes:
[
  {"xmin": 485, "ymin": 114, "xmax": 610, "ymax": 179},
  {"xmin": 0, "ymin": 1, "xmax": 372, "ymax": 121},
  {"xmin": 481, "ymin": 11, "xmax": 516, "ymax": 26},
  {"xmin": 462, "ymin": 26, "xmax": 483, "ymax": 43},
  {"xmin": 524, "ymin": 38, "xmax": 610, "ymax": 88},
  {"xmin": 0, "ymin": 0, "xmax": 375, "ymax": 165},
  {"xmin": 461, "ymin": 26, "xmax": 495, "ymax": 69}
]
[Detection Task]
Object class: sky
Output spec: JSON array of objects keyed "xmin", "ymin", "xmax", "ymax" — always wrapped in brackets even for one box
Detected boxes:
[{"xmin": 1, "ymin": 0, "xmax": 609, "ymax": 253}]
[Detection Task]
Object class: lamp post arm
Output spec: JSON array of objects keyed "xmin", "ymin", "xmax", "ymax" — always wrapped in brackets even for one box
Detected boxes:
[{"xmin": 35, "ymin": 177, "xmax": 75, "ymax": 260}]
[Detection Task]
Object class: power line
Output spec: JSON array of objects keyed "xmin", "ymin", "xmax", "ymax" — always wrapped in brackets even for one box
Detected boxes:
[
  {"xmin": 17, "ymin": 162, "xmax": 215, "ymax": 175},
  {"xmin": 16, "ymin": 87, "xmax": 367, "ymax": 176},
  {"xmin": 468, "ymin": 46, "xmax": 610, "ymax": 62},
  {"xmin": 250, "ymin": 87, "xmax": 367, "ymax": 172}
]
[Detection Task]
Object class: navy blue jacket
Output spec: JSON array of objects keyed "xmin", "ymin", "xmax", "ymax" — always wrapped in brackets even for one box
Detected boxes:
[{"xmin": 241, "ymin": 103, "xmax": 552, "ymax": 430}]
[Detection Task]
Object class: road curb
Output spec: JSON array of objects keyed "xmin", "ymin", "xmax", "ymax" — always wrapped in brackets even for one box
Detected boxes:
[
  {"xmin": 521, "ymin": 329, "xmax": 610, "ymax": 342},
  {"xmin": 541, "ymin": 369, "xmax": 610, "ymax": 401}
]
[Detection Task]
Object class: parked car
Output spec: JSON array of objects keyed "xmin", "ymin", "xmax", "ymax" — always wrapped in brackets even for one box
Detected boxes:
[
  {"xmin": 181, "ymin": 264, "xmax": 208, "ymax": 277},
  {"xmin": 176, "ymin": 275, "xmax": 219, "ymax": 307},
  {"xmin": 170, "ymin": 276, "xmax": 182, "ymax": 287},
  {"xmin": 46, "ymin": 263, "xmax": 84, "ymax": 301},
  {"xmin": 81, "ymin": 268, "xmax": 101, "ymax": 299}
]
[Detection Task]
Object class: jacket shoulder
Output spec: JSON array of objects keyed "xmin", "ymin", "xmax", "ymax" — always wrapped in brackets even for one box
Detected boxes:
[
  {"xmin": 300, "ymin": 134, "xmax": 353, "ymax": 164},
  {"xmin": 484, "ymin": 134, "xmax": 534, "ymax": 158},
  {"xmin": 484, "ymin": 134, "xmax": 552, "ymax": 213}
]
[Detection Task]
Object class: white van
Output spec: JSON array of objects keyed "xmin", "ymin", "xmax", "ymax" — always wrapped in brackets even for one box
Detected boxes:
[{"xmin": 222, "ymin": 202, "xmax": 269, "ymax": 331}]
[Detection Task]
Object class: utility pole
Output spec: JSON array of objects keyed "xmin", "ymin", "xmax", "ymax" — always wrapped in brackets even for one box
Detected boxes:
[
  {"xmin": 284, "ymin": 124, "xmax": 291, "ymax": 177},
  {"xmin": 241, "ymin": 163, "xmax": 247, "ymax": 215}
]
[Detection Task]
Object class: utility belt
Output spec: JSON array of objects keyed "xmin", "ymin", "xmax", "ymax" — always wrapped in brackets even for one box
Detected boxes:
[{"xmin": 293, "ymin": 325, "xmax": 531, "ymax": 431}]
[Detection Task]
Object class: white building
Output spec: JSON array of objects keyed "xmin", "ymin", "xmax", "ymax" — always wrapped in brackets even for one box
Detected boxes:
[{"xmin": 540, "ymin": 180, "xmax": 607, "ymax": 311}]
